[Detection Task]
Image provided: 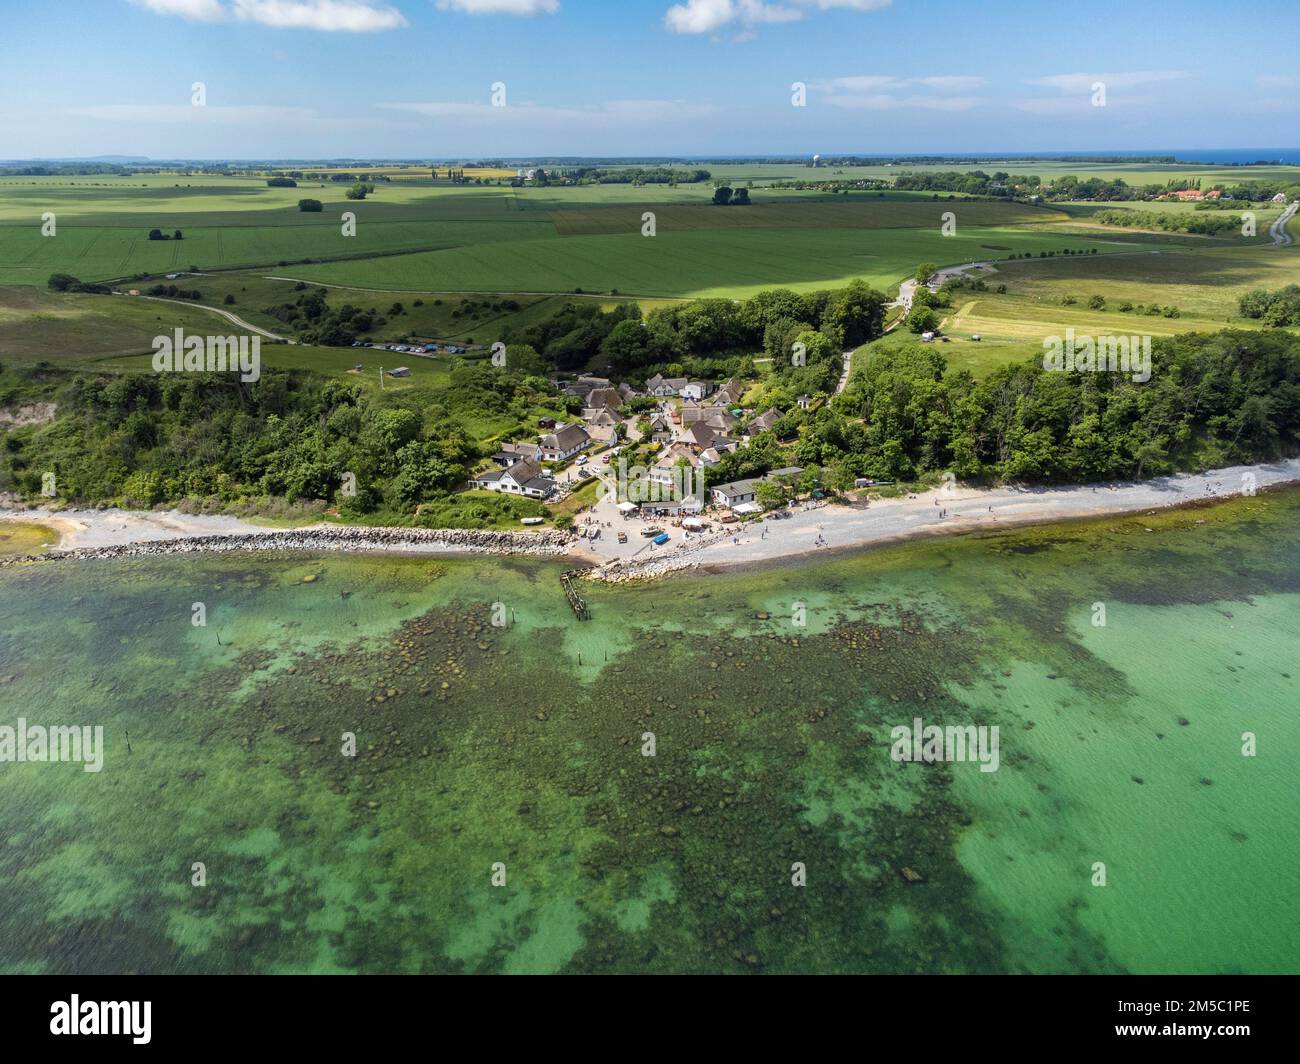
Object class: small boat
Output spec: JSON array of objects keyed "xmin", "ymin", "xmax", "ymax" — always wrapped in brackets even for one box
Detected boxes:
[{"xmin": 521, "ymin": 517, "xmax": 544, "ymax": 526}]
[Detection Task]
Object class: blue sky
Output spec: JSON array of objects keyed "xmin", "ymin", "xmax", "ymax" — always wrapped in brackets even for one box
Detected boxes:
[{"xmin": 1, "ymin": 0, "xmax": 1296, "ymax": 159}]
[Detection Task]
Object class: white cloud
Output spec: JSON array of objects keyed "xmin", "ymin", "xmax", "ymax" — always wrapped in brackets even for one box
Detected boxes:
[
  {"xmin": 820, "ymin": 74, "xmax": 985, "ymax": 111},
  {"xmin": 379, "ymin": 98, "xmax": 719, "ymax": 128},
  {"xmin": 232, "ymin": 0, "xmax": 408, "ymax": 30},
  {"xmin": 913, "ymin": 75, "xmax": 985, "ymax": 93},
  {"xmin": 825, "ymin": 93, "xmax": 979, "ymax": 112},
  {"xmin": 827, "ymin": 75, "xmax": 900, "ymax": 92},
  {"xmin": 664, "ymin": 0, "xmax": 888, "ymax": 36},
  {"xmin": 435, "ymin": 0, "xmax": 560, "ymax": 13},
  {"xmin": 1026, "ymin": 71, "xmax": 1186, "ymax": 93},
  {"xmin": 127, "ymin": 0, "xmax": 226, "ymax": 20},
  {"xmin": 127, "ymin": 0, "xmax": 409, "ymax": 31},
  {"xmin": 1256, "ymin": 74, "xmax": 1300, "ymax": 89}
]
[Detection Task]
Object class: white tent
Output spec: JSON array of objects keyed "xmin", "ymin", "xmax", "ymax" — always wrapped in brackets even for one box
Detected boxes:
[
  {"xmin": 732, "ymin": 502, "xmax": 762, "ymax": 515},
  {"xmin": 617, "ymin": 501, "xmax": 639, "ymax": 513}
]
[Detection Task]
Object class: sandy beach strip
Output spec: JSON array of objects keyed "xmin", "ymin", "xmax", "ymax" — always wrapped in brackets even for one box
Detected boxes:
[
  {"xmin": 671, "ymin": 459, "xmax": 1300, "ymax": 574},
  {"xmin": 3, "ymin": 457, "xmax": 1297, "ymax": 570}
]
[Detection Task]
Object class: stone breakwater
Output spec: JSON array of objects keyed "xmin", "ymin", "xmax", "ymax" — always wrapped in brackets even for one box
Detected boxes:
[
  {"xmin": 589, "ymin": 527, "xmax": 734, "ymax": 583},
  {"xmin": 0, "ymin": 526, "xmax": 577, "ymax": 567}
]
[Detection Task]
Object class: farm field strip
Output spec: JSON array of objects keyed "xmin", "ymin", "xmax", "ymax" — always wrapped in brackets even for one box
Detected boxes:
[{"xmin": 283, "ymin": 225, "xmax": 1153, "ymax": 299}]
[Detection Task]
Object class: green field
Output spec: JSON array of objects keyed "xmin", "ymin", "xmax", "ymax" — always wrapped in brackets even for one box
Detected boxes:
[
  {"xmin": 282, "ymin": 226, "xmax": 1155, "ymax": 299},
  {"xmin": 1, "ymin": 164, "xmax": 1296, "ymax": 373}
]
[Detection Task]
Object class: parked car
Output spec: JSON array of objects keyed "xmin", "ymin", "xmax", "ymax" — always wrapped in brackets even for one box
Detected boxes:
[{"xmin": 617, "ymin": 532, "xmax": 628, "ymax": 544}]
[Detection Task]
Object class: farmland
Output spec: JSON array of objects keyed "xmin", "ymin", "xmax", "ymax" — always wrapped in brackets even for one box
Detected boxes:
[{"xmin": 0, "ymin": 161, "xmax": 1295, "ymax": 377}]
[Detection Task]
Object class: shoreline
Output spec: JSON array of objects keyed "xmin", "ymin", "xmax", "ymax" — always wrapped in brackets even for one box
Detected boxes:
[
  {"xmin": 588, "ymin": 457, "xmax": 1300, "ymax": 582},
  {"xmin": 3, "ymin": 457, "xmax": 1298, "ymax": 575}
]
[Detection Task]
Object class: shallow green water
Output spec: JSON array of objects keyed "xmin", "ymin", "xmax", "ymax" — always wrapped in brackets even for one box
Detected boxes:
[{"xmin": 0, "ymin": 493, "xmax": 1296, "ymax": 974}]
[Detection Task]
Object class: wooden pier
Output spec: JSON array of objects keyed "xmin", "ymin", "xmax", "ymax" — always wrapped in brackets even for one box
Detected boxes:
[{"xmin": 560, "ymin": 568, "xmax": 592, "ymax": 621}]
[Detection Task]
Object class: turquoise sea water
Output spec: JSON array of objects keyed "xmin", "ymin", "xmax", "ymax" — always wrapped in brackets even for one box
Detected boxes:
[{"xmin": 0, "ymin": 492, "xmax": 1296, "ymax": 974}]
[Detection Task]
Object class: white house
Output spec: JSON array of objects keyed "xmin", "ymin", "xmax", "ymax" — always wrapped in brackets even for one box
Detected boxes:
[
  {"xmin": 645, "ymin": 374, "xmax": 688, "ymax": 397},
  {"xmin": 681, "ymin": 380, "xmax": 715, "ymax": 401},
  {"xmin": 711, "ymin": 478, "xmax": 761, "ymax": 509},
  {"xmin": 470, "ymin": 459, "xmax": 556, "ymax": 499},
  {"xmin": 538, "ymin": 423, "xmax": 591, "ymax": 462}
]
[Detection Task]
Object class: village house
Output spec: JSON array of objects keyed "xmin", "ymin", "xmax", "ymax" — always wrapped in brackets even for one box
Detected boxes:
[
  {"xmin": 492, "ymin": 441, "xmax": 543, "ymax": 466},
  {"xmin": 708, "ymin": 408, "xmax": 741, "ymax": 432},
  {"xmin": 714, "ymin": 379, "xmax": 745, "ymax": 407},
  {"xmin": 470, "ymin": 459, "xmax": 556, "ymax": 499},
  {"xmin": 745, "ymin": 408, "xmax": 785, "ymax": 436},
  {"xmin": 710, "ymin": 467, "xmax": 804, "ymax": 510},
  {"xmin": 645, "ymin": 374, "xmax": 688, "ymax": 397},
  {"xmin": 681, "ymin": 380, "xmax": 715, "ymax": 401},
  {"xmin": 581, "ymin": 387, "xmax": 622, "ymax": 420},
  {"xmin": 585, "ymin": 409, "xmax": 619, "ymax": 443},
  {"xmin": 681, "ymin": 423, "xmax": 740, "ymax": 453},
  {"xmin": 538, "ymin": 423, "xmax": 591, "ymax": 462},
  {"xmin": 650, "ymin": 444, "xmax": 698, "ymax": 488},
  {"xmin": 681, "ymin": 422, "xmax": 718, "ymax": 449},
  {"xmin": 710, "ymin": 477, "xmax": 762, "ymax": 510}
]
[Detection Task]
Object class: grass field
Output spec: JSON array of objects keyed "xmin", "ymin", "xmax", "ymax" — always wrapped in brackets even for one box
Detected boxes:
[
  {"xmin": 849, "ymin": 239, "xmax": 1300, "ymax": 382},
  {"xmin": 0, "ymin": 286, "xmax": 261, "ymax": 362}
]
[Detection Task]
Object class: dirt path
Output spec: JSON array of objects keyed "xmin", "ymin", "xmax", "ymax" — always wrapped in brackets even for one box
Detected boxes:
[
  {"xmin": 114, "ymin": 293, "xmax": 290, "ymax": 342},
  {"xmin": 1269, "ymin": 201, "xmax": 1298, "ymax": 247}
]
